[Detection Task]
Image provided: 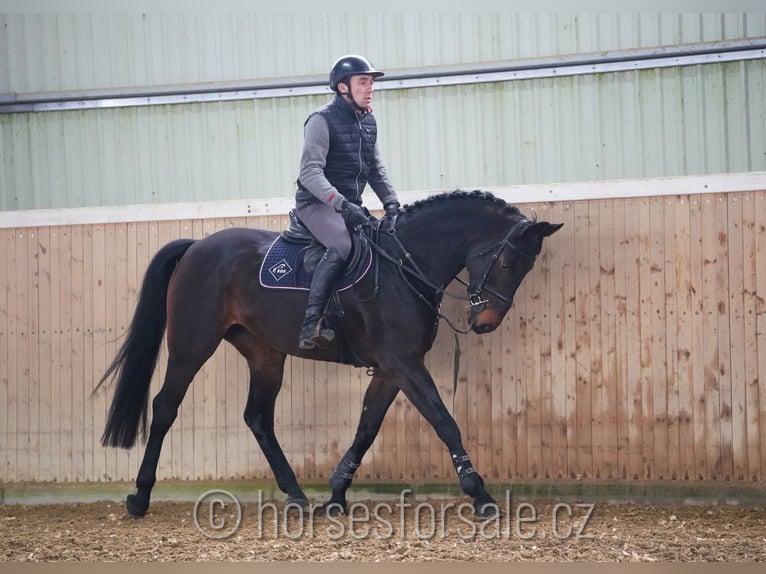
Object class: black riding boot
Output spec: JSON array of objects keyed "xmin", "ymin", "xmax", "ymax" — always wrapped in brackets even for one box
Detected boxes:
[{"xmin": 298, "ymin": 248, "xmax": 347, "ymax": 350}]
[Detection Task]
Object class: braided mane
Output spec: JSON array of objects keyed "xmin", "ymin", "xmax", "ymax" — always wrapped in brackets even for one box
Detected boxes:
[{"xmin": 402, "ymin": 189, "xmax": 524, "ymax": 219}]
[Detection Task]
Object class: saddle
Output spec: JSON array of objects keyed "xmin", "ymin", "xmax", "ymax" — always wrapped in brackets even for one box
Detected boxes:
[
  {"xmin": 258, "ymin": 210, "xmax": 376, "ymax": 369},
  {"xmin": 282, "ymin": 209, "xmax": 369, "ymax": 275}
]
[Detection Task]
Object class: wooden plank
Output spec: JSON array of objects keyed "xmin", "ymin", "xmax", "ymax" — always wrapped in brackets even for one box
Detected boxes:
[
  {"xmin": 104, "ymin": 223, "xmax": 118, "ymax": 480},
  {"xmin": 756, "ymin": 192, "xmax": 766, "ymax": 480},
  {"xmin": 314, "ymin": 360, "xmax": 332, "ymax": 480},
  {"xmin": 675, "ymin": 196, "xmax": 695, "ymax": 480},
  {"xmin": 475, "ymin": 329, "xmax": 493, "ymax": 477},
  {"xmin": 82, "ymin": 225, "xmax": 95, "ymax": 481},
  {"xmin": 489, "ymin": 298, "xmax": 505, "ymax": 480},
  {"xmin": 499, "ymin": 273, "xmax": 518, "ymax": 479},
  {"xmin": 91, "ymin": 224, "xmax": 107, "ymax": 481},
  {"xmin": 49, "ymin": 227, "xmax": 62, "ymax": 482},
  {"xmin": 573, "ymin": 200, "xmax": 592, "ymax": 478},
  {"xmin": 301, "ymin": 337, "xmax": 318, "ymax": 482},
  {"xmin": 727, "ymin": 193, "xmax": 748, "ymax": 480},
  {"xmin": 663, "ymin": 197, "xmax": 680, "ymax": 481},
  {"xmin": 0, "ymin": 229, "xmax": 11, "ymax": 481},
  {"xmin": 70, "ymin": 225, "xmax": 86, "ymax": 481},
  {"xmin": 27, "ymin": 228, "xmax": 41, "ymax": 482},
  {"xmin": 60, "ymin": 227, "xmax": 74, "ymax": 482},
  {"xmin": 637, "ymin": 198, "xmax": 655, "ymax": 479},
  {"xmin": 741, "ymin": 192, "xmax": 761, "ymax": 480},
  {"xmin": 599, "ymin": 199, "xmax": 618, "ymax": 478},
  {"xmin": 15, "ymin": 228, "xmax": 31, "ymax": 480},
  {"xmin": 689, "ymin": 196, "xmax": 707, "ymax": 479},
  {"xmin": 547, "ymin": 200, "xmax": 571, "ymax": 479},
  {"xmin": 5, "ymin": 230, "xmax": 19, "ymax": 481},
  {"xmin": 524, "ymin": 203, "xmax": 544, "ymax": 478},
  {"xmin": 623, "ymin": 198, "xmax": 643, "ymax": 480},
  {"xmin": 701, "ymin": 196, "xmax": 722, "ymax": 479},
  {"xmin": 538, "ymin": 203, "xmax": 555, "ymax": 480},
  {"xmin": 122, "ymin": 221, "xmax": 138, "ymax": 481},
  {"xmin": 649, "ymin": 197, "xmax": 668, "ymax": 479},
  {"xmin": 611, "ymin": 198, "xmax": 630, "ymax": 478},
  {"xmin": 330, "ymin": 360, "xmax": 346, "ymax": 479},
  {"xmin": 559, "ymin": 203, "xmax": 578, "ymax": 479},
  {"xmin": 36, "ymin": 228, "xmax": 51, "ymax": 481},
  {"xmin": 290, "ymin": 355, "xmax": 307, "ymax": 480},
  {"xmin": 716, "ymin": 195, "xmax": 734, "ymax": 481},
  {"xmin": 513, "ymin": 269, "xmax": 529, "ymax": 479},
  {"xmin": 431, "ymin": 308, "xmax": 455, "ymax": 479},
  {"xmin": 0, "ymin": 230, "xmax": 9, "ymax": 481},
  {"xmin": 587, "ymin": 200, "xmax": 604, "ymax": 479}
]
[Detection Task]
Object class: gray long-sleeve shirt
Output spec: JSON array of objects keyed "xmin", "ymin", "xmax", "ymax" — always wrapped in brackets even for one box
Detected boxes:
[{"xmin": 297, "ymin": 112, "xmax": 398, "ymax": 212}]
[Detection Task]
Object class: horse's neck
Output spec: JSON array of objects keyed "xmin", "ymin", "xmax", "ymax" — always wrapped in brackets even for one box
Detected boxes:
[{"xmin": 395, "ymin": 208, "xmax": 489, "ymax": 287}]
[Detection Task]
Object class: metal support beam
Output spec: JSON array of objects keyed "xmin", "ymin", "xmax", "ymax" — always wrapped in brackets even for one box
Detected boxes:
[{"xmin": 1, "ymin": 38, "xmax": 764, "ymax": 114}]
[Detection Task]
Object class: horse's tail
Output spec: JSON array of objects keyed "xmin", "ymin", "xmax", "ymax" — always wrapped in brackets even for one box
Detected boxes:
[{"xmin": 95, "ymin": 238, "xmax": 196, "ymax": 448}]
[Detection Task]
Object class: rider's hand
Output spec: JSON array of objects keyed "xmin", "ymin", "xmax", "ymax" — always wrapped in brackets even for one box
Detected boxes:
[
  {"xmin": 383, "ymin": 201, "xmax": 401, "ymax": 217},
  {"xmin": 340, "ymin": 200, "xmax": 368, "ymax": 228}
]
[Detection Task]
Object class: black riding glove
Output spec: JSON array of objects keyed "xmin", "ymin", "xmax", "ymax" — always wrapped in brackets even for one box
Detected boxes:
[
  {"xmin": 340, "ymin": 200, "xmax": 368, "ymax": 228},
  {"xmin": 383, "ymin": 200, "xmax": 401, "ymax": 217}
]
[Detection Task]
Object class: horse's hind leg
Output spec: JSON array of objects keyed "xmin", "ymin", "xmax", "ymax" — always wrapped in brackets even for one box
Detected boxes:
[
  {"xmin": 324, "ymin": 374, "xmax": 400, "ymax": 512},
  {"xmin": 127, "ymin": 356, "xmax": 210, "ymax": 517},
  {"xmin": 233, "ymin": 334, "xmax": 307, "ymax": 506}
]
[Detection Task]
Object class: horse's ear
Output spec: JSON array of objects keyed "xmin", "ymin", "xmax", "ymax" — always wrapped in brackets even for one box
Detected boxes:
[
  {"xmin": 523, "ymin": 221, "xmax": 564, "ymax": 238},
  {"xmin": 542, "ymin": 222, "xmax": 564, "ymax": 237}
]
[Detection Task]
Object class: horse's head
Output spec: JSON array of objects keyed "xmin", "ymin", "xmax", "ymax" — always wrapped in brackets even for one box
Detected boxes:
[{"xmin": 464, "ymin": 217, "xmax": 563, "ymax": 334}]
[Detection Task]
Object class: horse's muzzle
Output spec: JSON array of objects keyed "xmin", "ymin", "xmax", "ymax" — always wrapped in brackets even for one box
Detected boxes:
[{"xmin": 470, "ymin": 308, "xmax": 503, "ymax": 334}]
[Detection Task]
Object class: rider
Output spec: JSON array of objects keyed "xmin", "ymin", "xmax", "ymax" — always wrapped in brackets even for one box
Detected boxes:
[{"xmin": 295, "ymin": 54, "xmax": 401, "ymax": 350}]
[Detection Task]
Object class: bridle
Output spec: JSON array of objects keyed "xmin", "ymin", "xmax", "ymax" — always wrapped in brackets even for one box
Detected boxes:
[
  {"xmin": 363, "ymin": 215, "xmax": 538, "ymax": 334},
  {"xmin": 462, "ymin": 222, "xmax": 537, "ymax": 312}
]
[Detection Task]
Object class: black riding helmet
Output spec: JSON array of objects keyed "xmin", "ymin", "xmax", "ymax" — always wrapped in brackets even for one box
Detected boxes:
[{"xmin": 329, "ymin": 55, "xmax": 384, "ymax": 92}]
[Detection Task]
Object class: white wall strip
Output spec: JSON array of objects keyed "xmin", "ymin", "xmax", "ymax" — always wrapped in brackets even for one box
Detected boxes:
[
  {"xmin": 1, "ymin": 172, "xmax": 764, "ymax": 229},
  {"xmin": 2, "ymin": 39, "xmax": 764, "ymax": 113}
]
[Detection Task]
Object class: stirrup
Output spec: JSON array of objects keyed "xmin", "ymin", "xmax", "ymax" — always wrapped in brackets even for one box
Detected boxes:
[{"xmin": 299, "ymin": 320, "xmax": 336, "ymax": 350}]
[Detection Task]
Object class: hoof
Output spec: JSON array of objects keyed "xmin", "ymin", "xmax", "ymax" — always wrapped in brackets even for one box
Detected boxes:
[
  {"xmin": 125, "ymin": 494, "xmax": 148, "ymax": 518},
  {"xmin": 474, "ymin": 501, "xmax": 501, "ymax": 521},
  {"xmin": 315, "ymin": 501, "xmax": 346, "ymax": 517},
  {"xmin": 285, "ymin": 496, "xmax": 310, "ymax": 511}
]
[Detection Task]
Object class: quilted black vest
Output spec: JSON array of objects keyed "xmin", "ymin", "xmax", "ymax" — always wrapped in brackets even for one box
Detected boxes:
[{"xmin": 301, "ymin": 95, "xmax": 378, "ymax": 204}]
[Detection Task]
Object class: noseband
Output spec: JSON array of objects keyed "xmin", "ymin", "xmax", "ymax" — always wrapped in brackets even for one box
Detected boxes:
[
  {"xmin": 463, "ymin": 222, "xmax": 537, "ymax": 311},
  {"xmin": 366, "ymin": 216, "xmax": 537, "ymax": 334}
]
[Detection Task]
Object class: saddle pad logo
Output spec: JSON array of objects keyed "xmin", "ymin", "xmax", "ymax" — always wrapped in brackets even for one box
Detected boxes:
[{"xmin": 268, "ymin": 259, "xmax": 293, "ymax": 282}]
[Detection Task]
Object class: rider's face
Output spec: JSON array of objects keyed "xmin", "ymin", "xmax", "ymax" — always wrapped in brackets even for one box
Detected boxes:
[{"xmin": 340, "ymin": 75, "xmax": 375, "ymax": 109}]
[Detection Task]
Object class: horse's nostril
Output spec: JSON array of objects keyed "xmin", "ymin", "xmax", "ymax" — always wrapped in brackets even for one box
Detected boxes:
[{"xmin": 473, "ymin": 323, "xmax": 493, "ymax": 334}]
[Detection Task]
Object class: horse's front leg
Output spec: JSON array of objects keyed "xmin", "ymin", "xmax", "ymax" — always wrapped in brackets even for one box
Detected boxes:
[
  {"xmin": 397, "ymin": 361, "xmax": 498, "ymax": 519},
  {"xmin": 324, "ymin": 374, "xmax": 399, "ymax": 513}
]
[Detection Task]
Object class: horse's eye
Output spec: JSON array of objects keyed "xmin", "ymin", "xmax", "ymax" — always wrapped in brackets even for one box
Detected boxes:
[{"xmin": 501, "ymin": 260, "xmax": 512, "ymax": 271}]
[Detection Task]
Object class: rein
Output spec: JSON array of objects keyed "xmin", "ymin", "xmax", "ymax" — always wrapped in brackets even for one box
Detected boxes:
[
  {"xmin": 361, "ymin": 214, "xmax": 535, "ymax": 335},
  {"xmin": 357, "ymin": 211, "xmax": 537, "ymax": 411}
]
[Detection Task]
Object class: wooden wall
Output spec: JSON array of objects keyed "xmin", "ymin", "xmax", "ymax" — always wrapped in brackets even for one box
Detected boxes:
[{"xmin": 1, "ymin": 191, "xmax": 765, "ymax": 485}]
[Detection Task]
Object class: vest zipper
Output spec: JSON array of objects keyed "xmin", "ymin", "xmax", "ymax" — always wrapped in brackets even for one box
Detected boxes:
[{"xmin": 354, "ymin": 115, "xmax": 363, "ymax": 202}]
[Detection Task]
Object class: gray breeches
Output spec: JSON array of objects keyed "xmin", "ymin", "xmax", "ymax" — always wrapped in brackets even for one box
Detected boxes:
[{"xmin": 295, "ymin": 200, "xmax": 352, "ymax": 261}]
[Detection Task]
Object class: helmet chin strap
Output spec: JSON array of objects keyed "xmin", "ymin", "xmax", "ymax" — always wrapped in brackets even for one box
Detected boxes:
[{"xmin": 339, "ymin": 81, "xmax": 369, "ymax": 113}]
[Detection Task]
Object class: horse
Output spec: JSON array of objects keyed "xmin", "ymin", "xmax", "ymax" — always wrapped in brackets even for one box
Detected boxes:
[{"xmin": 95, "ymin": 190, "xmax": 563, "ymax": 519}]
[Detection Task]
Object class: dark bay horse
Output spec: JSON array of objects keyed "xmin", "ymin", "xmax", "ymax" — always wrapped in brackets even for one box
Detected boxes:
[{"xmin": 96, "ymin": 190, "xmax": 562, "ymax": 518}]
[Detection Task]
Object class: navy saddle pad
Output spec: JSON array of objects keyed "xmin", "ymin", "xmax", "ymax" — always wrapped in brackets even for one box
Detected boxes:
[{"xmin": 259, "ymin": 237, "xmax": 372, "ymax": 291}]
